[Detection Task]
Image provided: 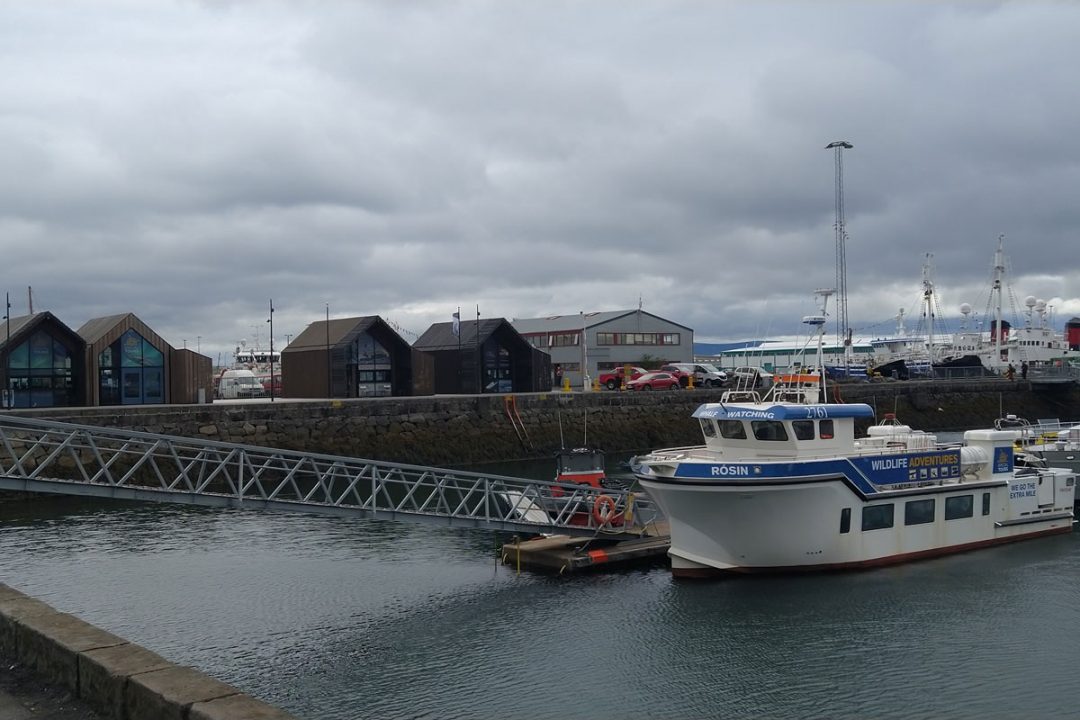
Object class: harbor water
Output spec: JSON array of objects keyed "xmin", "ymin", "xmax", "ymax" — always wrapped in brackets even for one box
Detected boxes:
[{"xmin": 1, "ymin": 453, "xmax": 1078, "ymax": 720}]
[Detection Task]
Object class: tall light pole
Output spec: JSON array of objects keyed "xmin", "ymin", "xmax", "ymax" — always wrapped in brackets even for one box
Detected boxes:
[
  {"xmin": 580, "ymin": 311, "xmax": 590, "ymax": 392},
  {"xmin": 826, "ymin": 140, "xmax": 853, "ymax": 370},
  {"xmin": 267, "ymin": 299, "xmax": 275, "ymax": 402},
  {"xmin": 325, "ymin": 303, "xmax": 331, "ymax": 398},
  {"xmin": 3, "ymin": 292, "xmax": 10, "ymax": 408}
]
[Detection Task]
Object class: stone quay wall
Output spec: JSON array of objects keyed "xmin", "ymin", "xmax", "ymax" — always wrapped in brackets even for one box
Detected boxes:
[
  {"xmin": 13, "ymin": 379, "xmax": 1079, "ymax": 467},
  {"xmin": 0, "ymin": 582, "xmax": 296, "ymax": 720}
]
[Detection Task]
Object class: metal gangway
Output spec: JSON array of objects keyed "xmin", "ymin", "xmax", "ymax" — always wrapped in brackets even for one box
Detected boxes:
[{"xmin": 0, "ymin": 414, "xmax": 659, "ymax": 537}]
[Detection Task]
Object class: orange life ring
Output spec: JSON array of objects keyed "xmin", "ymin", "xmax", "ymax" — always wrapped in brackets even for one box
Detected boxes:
[{"xmin": 592, "ymin": 494, "xmax": 618, "ymax": 525}]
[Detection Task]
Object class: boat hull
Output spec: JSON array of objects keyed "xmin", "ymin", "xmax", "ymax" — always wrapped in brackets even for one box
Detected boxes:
[{"xmin": 639, "ymin": 476, "xmax": 1075, "ymax": 577}]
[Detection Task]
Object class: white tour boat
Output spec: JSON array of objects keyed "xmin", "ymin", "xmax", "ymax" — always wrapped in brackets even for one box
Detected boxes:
[{"xmin": 632, "ymin": 291, "xmax": 1076, "ymax": 577}]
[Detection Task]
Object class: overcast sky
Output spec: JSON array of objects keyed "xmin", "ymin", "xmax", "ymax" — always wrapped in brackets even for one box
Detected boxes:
[{"xmin": 3, "ymin": 1, "xmax": 1079, "ymax": 363}]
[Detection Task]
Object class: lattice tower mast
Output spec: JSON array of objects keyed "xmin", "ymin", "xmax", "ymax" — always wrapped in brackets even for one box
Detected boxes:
[{"xmin": 827, "ymin": 141, "xmax": 853, "ymax": 367}]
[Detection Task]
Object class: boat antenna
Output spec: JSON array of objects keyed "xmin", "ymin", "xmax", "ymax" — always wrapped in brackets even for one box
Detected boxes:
[
  {"xmin": 557, "ymin": 410, "xmax": 565, "ymax": 450},
  {"xmin": 583, "ymin": 408, "xmax": 588, "ymax": 447}
]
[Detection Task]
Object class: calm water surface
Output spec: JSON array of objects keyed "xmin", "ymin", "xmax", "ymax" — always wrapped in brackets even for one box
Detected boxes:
[{"xmin": 1, "ymin": 455, "xmax": 1077, "ymax": 719}]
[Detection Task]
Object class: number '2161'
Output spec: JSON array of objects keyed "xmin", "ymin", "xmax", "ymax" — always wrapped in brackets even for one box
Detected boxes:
[{"xmin": 803, "ymin": 406, "xmax": 828, "ymax": 419}]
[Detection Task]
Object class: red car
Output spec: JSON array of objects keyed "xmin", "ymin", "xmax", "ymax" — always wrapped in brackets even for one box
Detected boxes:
[
  {"xmin": 598, "ymin": 365, "xmax": 648, "ymax": 390},
  {"xmin": 626, "ymin": 371, "xmax": 681, "ymax": 391}
]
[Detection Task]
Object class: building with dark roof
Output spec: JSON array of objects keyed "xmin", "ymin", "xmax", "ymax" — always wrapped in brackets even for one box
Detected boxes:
[
  {"xmin": 282, "ymin": 316, "xmax": 430, "ymax": 398},
  {"xmin": 511, "ymin": 309, "xmax": 693, "ymax": 387},
  {"xmin": 414, "ymin": 317, "xmax": 550, "ymax": 394},
  {"xmin": 0, "ymin": 312, "xmax": 86, "ymax": 408},
  {"xmin": 78, "ymin": 313, "xmax": 212, "ymax": 405}
]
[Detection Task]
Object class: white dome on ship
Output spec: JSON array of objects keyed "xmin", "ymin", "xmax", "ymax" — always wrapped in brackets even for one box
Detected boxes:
[
  {"xmin": 1025, "ymin": 295, "xmax": 1037, "ymax": 308},
  {"xmin": 1035, "ymin": 299, "xmax": 1047, "ymax": 312},
  {"xmin": 959, "ymin": 303, "xmax": 972, "ymax": 315}
]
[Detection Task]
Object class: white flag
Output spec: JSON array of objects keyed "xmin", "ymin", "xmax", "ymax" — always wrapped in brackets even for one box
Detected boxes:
[{"xmin": 452, "ymin": 311, "xmax": 460, "ymax": 337}]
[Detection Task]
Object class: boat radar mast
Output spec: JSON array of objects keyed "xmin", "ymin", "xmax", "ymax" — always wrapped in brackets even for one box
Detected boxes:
[{"xmin": 803, "ymin": 288, "xmax": 834, "ymax": 399}]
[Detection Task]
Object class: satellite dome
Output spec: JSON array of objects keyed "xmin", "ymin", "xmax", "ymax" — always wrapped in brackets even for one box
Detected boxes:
[
  {"xmin": 959, "ymin": 303, "xmax": 972, "ymax": 315},
  {"xmin": 1025, "ymin": 295, "xmax": 1037, "ymax": 308}
]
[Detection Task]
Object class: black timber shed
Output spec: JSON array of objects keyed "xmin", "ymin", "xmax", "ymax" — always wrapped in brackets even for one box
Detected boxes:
[
  {"xmin": 413, "ymin": 317, "xmax": 550, "ymax": 394},
  {"xmin": 282, "ymin": 315, "xmax": 432, "ymax": 398}
]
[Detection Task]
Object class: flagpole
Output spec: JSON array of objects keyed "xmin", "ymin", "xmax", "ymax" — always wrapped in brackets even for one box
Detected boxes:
[{"xmin": 456, "ymin": 306, "xmax": 461, "ymax": 390}]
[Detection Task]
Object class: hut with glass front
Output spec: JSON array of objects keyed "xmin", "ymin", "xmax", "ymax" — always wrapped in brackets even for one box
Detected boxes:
[{"xmin": 0, "ymin": 312, "xmax": 86, "ymax": 409}]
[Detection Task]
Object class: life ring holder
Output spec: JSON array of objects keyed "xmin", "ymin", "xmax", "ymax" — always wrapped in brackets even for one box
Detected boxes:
[{"xmin": 592, "ymin": 494, "xmax": 618, "ymax": 526}]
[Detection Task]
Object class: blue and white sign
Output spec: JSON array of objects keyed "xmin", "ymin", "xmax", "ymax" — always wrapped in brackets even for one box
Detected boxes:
[
  {"xmin": 692, "ymin": 403, "xmax": 875, "ymax": 421},
  {"xmin": 850, "ymin": 450, "xmax": 961, "ymax": 485},
  {"xmin": 993, "ymin": 446, "xmax": 1014, "ymax": 474}
]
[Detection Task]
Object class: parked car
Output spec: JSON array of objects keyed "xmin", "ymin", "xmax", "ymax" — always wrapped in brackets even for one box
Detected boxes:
[
  {"xmin": 598, "ymin": 365, "xmax": 647, "ymax": 390},
  {"xmin": 627, "ymin": 371, "xmax": 681, "ymax": 391},
  {"xmin": 661, "ymin": 363, "xmax": 729, "ymax": 388}
]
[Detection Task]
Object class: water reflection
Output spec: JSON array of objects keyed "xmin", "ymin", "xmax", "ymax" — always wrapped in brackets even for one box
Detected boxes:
[{"xmin": 1, "ymin": 464, "xmax": 1079, "ymax": 719}]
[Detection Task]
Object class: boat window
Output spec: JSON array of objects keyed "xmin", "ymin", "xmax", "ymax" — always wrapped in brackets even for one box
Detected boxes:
[
  {"xmin": 982, "ymin": 492, "xmax": 990, "ymax": 516},
  {"xmin": 819, "ymin": 419, "xmax": 834, "ymax": 439},
  {"xmin": 904, "ymin": 499, "xmax": 935, "ymax": 525},
  {"xmin": 861, "ymin": 504, "xmax": 894, "ymax": 531},
  {"xmin": 751, "ymin": 421, "xmax": 789, "ymax": 442},
  {"xmin": 839, "ymin": 508, "xmax": 851, "ymax": 534},
  {"xmin": 719, "ymin": 420, "xmax": 747, "ymax": 439},
  {"xmin": 945, "ymin": 495, "xmax": 974, "ymax": 520},
  {"xmin": 700, "ymin": 419, "xmax": 717, "ymax": 438},
  {"xmin": 792, "ymin": 420, "xmax": 815, "ymax": 441}
]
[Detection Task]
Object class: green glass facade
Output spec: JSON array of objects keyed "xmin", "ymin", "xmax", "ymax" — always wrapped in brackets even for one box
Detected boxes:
[
  {"xmin": 6, "ymin": 329, "xmax": 76, "ymax": 408},
  {"xmin": 98, "ymin": 329, "xmax": 165, "ymax": 405}
]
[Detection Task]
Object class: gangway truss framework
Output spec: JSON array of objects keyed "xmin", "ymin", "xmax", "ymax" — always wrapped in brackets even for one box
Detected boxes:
[{"xmin": 0, "ymin": 414, "xmax": 658, "ymax": 537}]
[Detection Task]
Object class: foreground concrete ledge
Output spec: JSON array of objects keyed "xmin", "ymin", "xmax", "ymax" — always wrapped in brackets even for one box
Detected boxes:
[
  {"xmin": 16, "ymin": 611, "xmax": 126, "ymax": 693},
  {"xmin": 125, "ymin": 665, "xmax": 244, "ymax": 720},
  {"xmin": 81, "ymin": 642, "xmax": 173, "ymax": 719},
  {"xmin": 190, "ymin": 693, "xmax": 299, "ymax": 720},
  {"xmin": 0, "ymin": 582, "xmax": 27, "ymax": 602},
  {"xmin": 0, "ymin": 593, "xmax": 56, "ymax": 656},
  {"xmin": 1, "ymin": 583, "xmax": 299, "ymax": 719}
]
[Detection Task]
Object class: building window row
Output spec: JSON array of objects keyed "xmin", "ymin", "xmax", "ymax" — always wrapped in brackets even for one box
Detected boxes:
[
  {"xmin": 596, "ymin": 332, "xmax": 680, "ymax": 346},
  {"xmin": 549, "ymin": 333, "xmax": 580, "ymax": 347}
]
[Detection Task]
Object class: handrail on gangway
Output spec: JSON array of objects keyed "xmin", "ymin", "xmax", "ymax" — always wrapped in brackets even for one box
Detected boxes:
[{"xmin": 0, "ymin": 414, "xmax": 657, "ymax": 537}]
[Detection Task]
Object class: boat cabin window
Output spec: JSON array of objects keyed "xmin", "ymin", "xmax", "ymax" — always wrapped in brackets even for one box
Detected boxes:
[
  {"xmin": 792, "ymin": 420, "xmax": 815, "ymax": 441},
  {"xmin": 839, "ymin": 508, "xmax": 851, "ymax": 534},
  {"xmin": 945, "ymin": 495, "xmax": 974, "ymax": 520},
  {"xmin": 861, "ymin": 504, "xmax": 894, "ymax": 531},
  {"xmin": 719, "ymin": 420, "xmax": 747, "ymax": 440},
  {"xmin": 819, "ymin": 419, "xmax": 834, "ymax": 439},
  {"xmin": 982, "ymin": 492, "xmax": 990, "ymax": 516},
  {"xmin": 904, "ymin": 499, "xmax": 935, "ymax": 526},
  {"xmin": 752, "ymin": 421, "xmax": 788, "ymax": 442},
  {"xmin": 700, "ymin": 419, "xmax": 717, "ymax": 438}
]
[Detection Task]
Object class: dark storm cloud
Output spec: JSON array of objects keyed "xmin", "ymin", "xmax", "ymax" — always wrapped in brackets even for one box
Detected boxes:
[{"xmin": 1, "ymin": 1, "xmax": 1078, "ymax": 360}]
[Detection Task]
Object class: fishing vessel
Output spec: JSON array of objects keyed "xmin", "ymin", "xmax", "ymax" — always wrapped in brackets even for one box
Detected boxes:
[
  {"xmin": 631, "ymin": 292, "xmax": 1076, "ymax": 576},
  {"xmin": 937, "ymin": 236, "xmax": 1078, "ymax": 372}
]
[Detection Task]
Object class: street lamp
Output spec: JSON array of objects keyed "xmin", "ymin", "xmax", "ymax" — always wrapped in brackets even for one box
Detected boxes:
[{"xmin": 267, "ymin": 299, "xmax": 275, "ymax": 402}]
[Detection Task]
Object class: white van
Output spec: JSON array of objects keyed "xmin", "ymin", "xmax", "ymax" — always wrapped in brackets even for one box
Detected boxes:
[
  {"xmin": 662, "ymin": 363, "xmax": 729, "ymax": 388},
  {"xmin": 216, "ymin": 369, "xmax": 268, "ymax": 399}
]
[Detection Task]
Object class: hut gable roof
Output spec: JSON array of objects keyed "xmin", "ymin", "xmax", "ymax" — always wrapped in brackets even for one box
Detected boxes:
[
  {"xmin": 413, "ymin": 318, "xmax": 509, "ymax": 350},
  {"xmin": 286, "ymin": 316, "xmax": 408, "ymax": 352}
]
